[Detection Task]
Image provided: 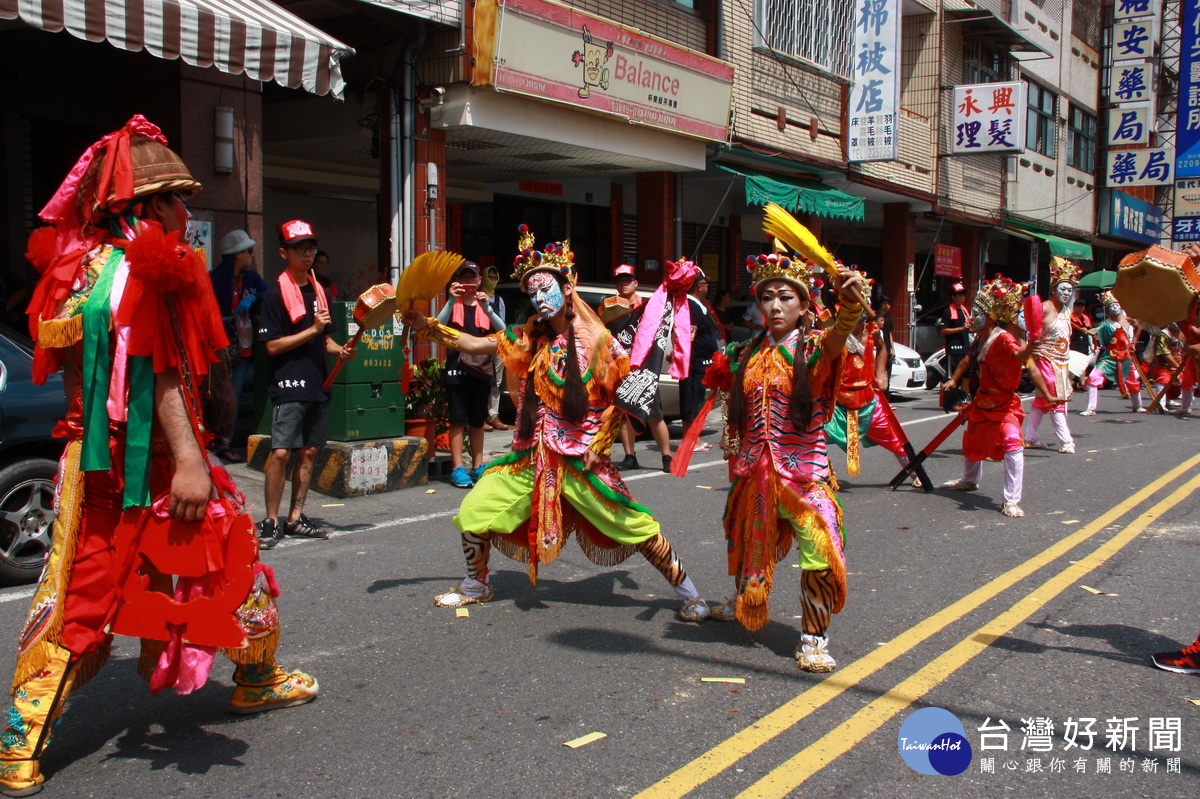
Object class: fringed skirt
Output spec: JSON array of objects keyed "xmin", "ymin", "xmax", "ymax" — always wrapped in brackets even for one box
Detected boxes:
[
  {"xmin": 723, "ymin": 459, "xmax": 846, "ymax": 632},
  {"xmin": 452, "ymin": 448, "xmax": 660, "ymax": 584}
]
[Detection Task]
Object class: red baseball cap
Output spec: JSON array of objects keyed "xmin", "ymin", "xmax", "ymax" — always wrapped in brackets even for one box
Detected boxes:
[
  {"xmin": 951, "ymin": 282, "xmax": 966, "ymax": 293},
  {"xmin": 614, "ymin": 264, "xmax": 636, "ymax": 278},
  {"xmin": 279, "ymin": 219, "xmax": 318, "ymax": 245}
]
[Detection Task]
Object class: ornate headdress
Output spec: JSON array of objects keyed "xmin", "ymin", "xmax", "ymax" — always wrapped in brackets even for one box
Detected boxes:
[
  {"xmin": 974, "ymin": 275, "xmax": 1026, "ymax": 323},
  {"xmin": 746, "ymin": 252, "xmax": 812, "ymax": 296},
  {"xmin": 1099, "ymin": 289, "xmax": 1118, "ymax": 308},
  {"xmin": 511, "ymin": 224, "xmax": 575, "ymax": 288},
  {"xmin": 1049, "ymin": 256, "xmax": 1082, "ymax": 286}
]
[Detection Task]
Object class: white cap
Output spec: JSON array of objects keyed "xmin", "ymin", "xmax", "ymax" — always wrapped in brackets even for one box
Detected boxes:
[{"xmin": 220, "ymin": 229, "xmax": 255, "ymax": 256}]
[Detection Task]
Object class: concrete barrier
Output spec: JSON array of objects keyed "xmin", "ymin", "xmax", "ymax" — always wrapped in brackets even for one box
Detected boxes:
[{"xmin": 246, "ymin": 435, "xmax": 430, "ymax": 497}]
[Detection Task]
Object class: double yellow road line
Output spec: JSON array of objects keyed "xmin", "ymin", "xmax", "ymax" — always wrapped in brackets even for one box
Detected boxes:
[{"xmin": 637, "ymin": 453, "xmax": 1200, "ymax": 799}]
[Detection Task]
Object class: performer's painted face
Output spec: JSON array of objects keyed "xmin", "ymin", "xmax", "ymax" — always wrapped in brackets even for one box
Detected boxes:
[
  {"xmin": 527, "ymin": 272, "xmax": 566, "ymax": 319},
  {"xmin": 969, "ymin": 307, "xmax": 988, "ymax": 332},
  {"xmin": 757, "ymin": 279, "xmax": 808, "ymax": 335},
  {"xmin": 1054, "ymin": 281, "xmax": 1074, "ymax": 306},
  {"xmin": 1107, "ymin": 302, "xmax": 1122, "ymax": 318}
]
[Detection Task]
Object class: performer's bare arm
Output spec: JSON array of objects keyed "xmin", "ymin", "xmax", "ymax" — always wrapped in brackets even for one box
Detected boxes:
[
  {"xmin": 154, "ymin": 371, "xmax": 211, "ymax": 521},
  {"xmin": 943, "ymin": 351, "xmax": 974, "ymax": 389},
  {"xmin": 821, "ymin": 269, "xmax": 867, "ymax": 356},
  {"xmin": 872, "ymin": 327, "xmax": 888, "ymax": 391},
  {"xmin": 403, "ymin": 310, "xmax": 499, "ymax": 355},
  {"xmin": 1009, "ymin": 322, "xmax": 1037, "ymax": 363}
]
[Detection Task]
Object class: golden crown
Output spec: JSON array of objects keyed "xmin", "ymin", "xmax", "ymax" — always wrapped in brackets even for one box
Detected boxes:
[
  {"xmin": 975, "ymin": 275, "xmax": 1026, "ymax": 323},
  {"xmin": 1049, "ymin": 256, "xmax": 1082, "ymax": 286},
  {"xmin": 1099, "ymin": 290, "xmax": 1118, "ymax": 307},
  {"xmin": 746, "ymin": 252, "xmax": 811, "ymax": 295},
  {"xmin": 511, "ymin": 224, "xmax": 575, "ymax": 287}
]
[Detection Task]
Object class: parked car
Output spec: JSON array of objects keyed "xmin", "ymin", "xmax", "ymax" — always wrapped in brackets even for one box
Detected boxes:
[
  {"xmin": 0, "ymin": 326, "xmax": 66, "ymax": 584},
  {"xmin": 889, "ymin": 342, "xmax": 927, "ymax": 393}
]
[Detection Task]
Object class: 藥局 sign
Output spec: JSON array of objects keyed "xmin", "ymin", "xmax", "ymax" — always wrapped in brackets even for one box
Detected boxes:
[
  {"xmin": 951, "ymin": 82, "xmax": 1026, "ymax": 154},
  {"xmin": 1106, "ymin": 148, "xmax": 1172, "ymax": 187},
  {"xmin": 848, "ymin": 0, "xmax": 900, "ymax": 162}
]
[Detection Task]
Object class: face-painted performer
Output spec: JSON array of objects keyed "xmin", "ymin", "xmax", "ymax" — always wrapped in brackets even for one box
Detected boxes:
[
  {"xmin": 1023, "ymin": 258, "xmax": 1081, "ymax": 453},
  {"xmin": 938, "ymin": 276, "xmax": 1038, "ymax": 517},
  {"xmin": 0, "ymin": 117, "xmax": 316, "ymax": 797},
  {"xmin": 1085, "ymin": 290, "xmax": 1145, "ymax": 412},
  {"xmin": 822, "ymin": 271, "xmax": 914, "ymax": 479},
  {"xmin": 701, "ymin": 247, "xmax": 865, "ymax": 673},
  {"xmin": 402, "ymin": 226, "xmax": 716, "ymax": 620}
]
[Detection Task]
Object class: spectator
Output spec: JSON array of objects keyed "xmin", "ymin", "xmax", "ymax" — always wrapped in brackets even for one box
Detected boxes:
[
  {"xmin": 256, "ymin": 220, "xmax": 357, "ymax": 548},
  {"xmin": 481, "ymin": 264, "xmax": 509, "ymax": 431},
  {"xmin": 937, "ymin": 282, "xmax": 971, "ymax": 384},
  {"xmin": 312, "ymin": 250, "xmax": 339, "ymax": 299},
  {"xmin": 682, "ymin": 274, "xmax": 720, "ymax": 445},
  {"xmin": 599, "ymin": 263, "xmax": 642, "ymax": 323},
  {"xmin": 714, "ymin": 288, "xmax": 737, "ymax": 328},
  {"xmin": 206, "ymin": 229, "xmax": 268, "ymax": 462},
  {"xmin": 438, "ymin": 262, "xmax": 505, "ymax": 487},
  {"xmin": 875, "ymin": 295, "xmax": 894, "ymax": 394}
]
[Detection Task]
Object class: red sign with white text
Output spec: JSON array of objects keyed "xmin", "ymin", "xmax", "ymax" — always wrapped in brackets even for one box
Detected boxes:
[{"xmin": 934, "ymin": 244, "xmax": 963, "ymax": 278}]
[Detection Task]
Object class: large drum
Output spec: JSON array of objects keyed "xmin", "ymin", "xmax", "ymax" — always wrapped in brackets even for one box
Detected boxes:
[{"xmin": 1112, "ymin": 246, "xmax": 1200, "ymax": 327}]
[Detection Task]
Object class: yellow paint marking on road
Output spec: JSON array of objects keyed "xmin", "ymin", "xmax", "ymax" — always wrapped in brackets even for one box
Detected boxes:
[
  {"xmin": 634, "ymin": 453, "xmax": 1200, "ymax": 799},
  {"xmin": 739, "ymin": 470, "xmax": 1200, "ymax": 799}
]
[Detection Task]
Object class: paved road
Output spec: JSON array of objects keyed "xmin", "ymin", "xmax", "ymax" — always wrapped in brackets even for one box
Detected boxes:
[{"xmin": 0, "ymin": 388, "xmax": 1197, "ymax": 797}]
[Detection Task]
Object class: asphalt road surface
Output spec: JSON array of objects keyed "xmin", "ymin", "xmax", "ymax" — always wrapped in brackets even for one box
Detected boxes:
[{"xmin": 0, "ymin": 387, "xmax": 1197, "ymax": 798}]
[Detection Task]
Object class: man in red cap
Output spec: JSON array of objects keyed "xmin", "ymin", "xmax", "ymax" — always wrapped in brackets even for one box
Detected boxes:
[
  {"xmin": 938, "ymin": 282, "xmax": 972, "ymax": 385},
  {"xmin": 3, "ymin": 117, "xmax": 318, "ymax": 797},
  {"xmin": 255, "ymin": 220, "xmax": 357, "ymax": 548}
]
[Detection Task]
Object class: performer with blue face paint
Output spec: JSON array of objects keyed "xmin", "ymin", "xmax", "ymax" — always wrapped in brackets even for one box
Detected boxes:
[{"xmin": 402, "ymin": 226, "xmax": 718, "ymax": 621}]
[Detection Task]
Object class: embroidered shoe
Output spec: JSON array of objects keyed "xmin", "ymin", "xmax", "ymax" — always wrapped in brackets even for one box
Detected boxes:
[
  {"xmin": 229, "ymin": 668, "xmax": 318, "ymax": 715},
  {"xmin": 468, "ymin": 465, "xmax": 485, "ymax": 483},
  {"xmin": 1079, "ymin": 410, "xmax": 1096, "ymax": 416},
  {"xmin": 1001, "ymin": 502, "xmax": 1025, "ymax": 518},
  {"xmin": 257, "ymin": 518, "xmax": 280, "ymax": 550},
  {"xmin": 1151, "ymin": 636, "xmax": 1200, "ymax": 674},
  {"xmin": 937, "ymin": 479, "xmax": 978, "ymax": 491},
  {"xmin": 1058, "ymin": 443, "xmax": 1075, "ymax": 454},
  {"xmin": 1135, "ymin": 407, "xmax": 1149, "ymax": 414},
  {"xmin": 0, "ymin": 760, "xmax": 44, "ymax": 797},
  {"xmin": 449, "ymin": 465, "xmax": 475, "ymax": 488},
  {"xmin": 286, "ymin": 513, "xmax": 329, "ymax": 539},
  {"xmin": 796, "ymin": 634, "xmax": 837, "ymax": 673}
]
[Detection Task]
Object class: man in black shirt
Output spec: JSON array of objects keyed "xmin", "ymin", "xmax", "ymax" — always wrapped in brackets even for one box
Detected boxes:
[
  {"xmin": 256, "ymin": 220, "xmax": 357, "ymax": 548},
  {"xmin": 937, "ymin": 282, "xmax": 971, "ymax": 385}
]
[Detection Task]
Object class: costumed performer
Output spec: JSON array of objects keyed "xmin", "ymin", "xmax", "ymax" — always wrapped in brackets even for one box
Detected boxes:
[
  {"xmin": 1, "ymin": 117, "xmax": 316, "ymax": 798},
  {"xmin": 1149, "ymin": 324, "xmax": 1196, "ymax": 414},
  {"xmin": 1023, "ymin": 257, "xmax": 1080, "ymax": 453},
  {"xmin": 1087, "ymin": 291, "xmax": 1145, "ymax": 413},
  {"xmin": 403, "ymin": 227, "xmax": 717, "ymax": 621},
  {"xmin": 704, "ymin": 249, "xmax": 866, "ymax": 673},
  {"xmin": 937, "ymin": 276, "xmax": 1037, "ymax": 518},
  {"xmin": 823, "ymin": 273, "xmax": 913, "ymax": 479}
]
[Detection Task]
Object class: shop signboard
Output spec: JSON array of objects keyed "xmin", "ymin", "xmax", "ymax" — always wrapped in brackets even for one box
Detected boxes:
[
  {"xmin": 1175, "ymin": 178, "xmax": 1200, "ymax": 217},
  {"xmin": 1177, "ymin": 1, "xmax": 1200, "ymax": 176},
  {"xmin": 1109, "ymin": 61, "xmax": 1153, "ymax": 105},
  {"xmin": 934, "ymin": 244, "xmax": 962, "ymax": 278},
  {"xmin": 472, "ymin": 0, "xmax": 734, "ymax": 143},
  {"xmin": 1112, "ymin": 18, "xmax": 1156, "ymax": 62},
  {"xmin": 848, "ymin": 0, "xmax": 900, "ymax": 162},
  {"xmin": 1107, "ymin": 105, "xmax": 1153, "ymax": 146},
  {"xmin": 951, "ymin": 82, "xmax": 1026, "ymax": 154},
  {"xmin": 1106, "ymin": 148, "xmax": 1173, "ymax": 187},
  {"xmin": 1113, "ymin": 0, "xmax": 1161, "ymax": 22},
  {"xmin": 1099, "ymin": 189, "xmax": 1163, "ymax": 245}
]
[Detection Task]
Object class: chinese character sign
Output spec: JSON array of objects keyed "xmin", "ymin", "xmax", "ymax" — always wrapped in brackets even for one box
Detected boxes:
[
  {"xmin": 1109, "ymin": 62, "xmax": 1153, "ymax": 104},
  {"xmin": 849, "ymin": 0, "xmax": 900, "ymax": 162},
  {"xmin": 1107, "ymin": 106, "xmax": 1153, "ymax": 146},
  {"xmin": 1106, "ymin": 148, "xmax": 1173, "ymax": 187},
  {"xmin": 951, "ymin": 82, "xmax": 1026, "ymax": 154},
  {"xmin": 1112, "ymin": 18, "xmax": 1156, "ymax": 62},
  {"xmin": 934, "ymin": 244, "xmax": 962, "ymax": 278},
  {"xmin": 1175, "ymin": 178, "xmax": 1200, "ymax": 217},
  {"xmin": 1113, "ymin": 0, "xmax": 1160, "ymax": 23},
  {"xmin": 1177, "ymin": 2, "xmax": 1200, "ymax": 177}
]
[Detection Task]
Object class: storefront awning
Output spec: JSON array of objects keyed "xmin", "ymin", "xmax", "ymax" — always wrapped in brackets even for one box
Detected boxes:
[
  {"xmin": 716, "ymin": 163, "xmax": 865, "ymax": 222},
  {"xmin": 1008, "ymin": 225, "xmax": 1093, "ymax": 261},
  {"xmin": 0, "ymin": 0, "xmax": 354, "ymax": 97}
]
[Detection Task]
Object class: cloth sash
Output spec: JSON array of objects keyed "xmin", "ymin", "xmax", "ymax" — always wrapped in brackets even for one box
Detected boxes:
[
  {"xmin": 279, "ymin": 269, "xmax": 328, "ymax": 323},
  {"xmin": 629, "ymin": 259, "xmax": 699, "ymax": 380}
]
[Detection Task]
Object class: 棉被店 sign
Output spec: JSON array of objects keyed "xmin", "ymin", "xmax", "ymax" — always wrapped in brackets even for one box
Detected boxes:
[{"xmin": 473, "ymin": 0, "xmax": 733, "ymax": 142}]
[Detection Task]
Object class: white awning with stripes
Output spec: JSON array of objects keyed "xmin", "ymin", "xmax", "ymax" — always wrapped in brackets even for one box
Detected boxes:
[{"xmin": 0, "ymin": 0, "xmax": 354, "ymax": 97}]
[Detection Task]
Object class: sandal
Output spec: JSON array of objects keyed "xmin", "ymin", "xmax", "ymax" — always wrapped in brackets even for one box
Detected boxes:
[
  {"xmin": 694, "ymin": 441, "xmax": 713, "ymax": 453},
  {"xmin": 434, "ymin": 582, "xmax": 494, "ymax": 608},
  {"xmin": 677, "ymin": 598, "xmax": 711, "ymax": 622},
  {"xmin": 707, "ymin": 598, "xmax": 737, "ymax": 622}
]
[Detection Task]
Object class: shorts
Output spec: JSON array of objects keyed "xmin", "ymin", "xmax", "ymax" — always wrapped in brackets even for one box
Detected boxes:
[
  {"xmin": 447, "ymin": 383, "xmax": 489, "ymax": 428},
  {"xmin": 270, "ymin": 400, "xmax": 329, "ymax": 450}
]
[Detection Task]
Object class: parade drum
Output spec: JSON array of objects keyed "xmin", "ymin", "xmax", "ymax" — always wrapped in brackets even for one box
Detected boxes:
[
  {"xmin": 322, "ymin": 283, "xmax": 398, "ymax": 390},
  {"xmin": 1112, "ymin": 246, "xmax": 1200, "ymax": 328}
]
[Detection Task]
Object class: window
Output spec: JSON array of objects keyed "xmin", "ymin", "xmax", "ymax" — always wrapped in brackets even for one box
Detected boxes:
[
  {"xmin": 1026, "ymin": 80, "xmax": 1057, "ymax": 157},
  {"xmin": 757, "ymin": 0, "xmax": 855, "ymax": 78},
  {"xmin": 962, "ymin": 36, "xmax": 1007, "ymax": 84},
  {"xmin": 1067, "ymin": 104, "xmax": 1096, "ymax": 172}
]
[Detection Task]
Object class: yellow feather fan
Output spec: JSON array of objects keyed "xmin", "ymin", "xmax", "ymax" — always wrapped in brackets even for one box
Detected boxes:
[
  {"xmin": 395, "ymin": 250, "xmax": 466, "ymax": 313},
  {"xmin": 762, "ymin": 202, "xmax": 837, "ymax": 275}
]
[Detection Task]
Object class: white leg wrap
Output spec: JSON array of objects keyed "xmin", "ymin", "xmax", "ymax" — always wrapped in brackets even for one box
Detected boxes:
[
  {"xmin": 1183, "ymin": 388, "xmax": 1195, "ymax": 412},
  {"xmin": 1003, "ymin": 450, "xmax": 1024, "ymax": 505},
  {"xmin": 1087, "ymin": 385, "xmax": 1098, "ymax": 411},
  {"xmin": 1051, "ymin": 412, "xmax": 1073, "ymax": 447},
  {"xmin": 964, "ymin": 459, "xmax": 983, "ymax": 485},
  {"xmin": 673, "ymin": 576, "xmax": 700, "ymax": 602},
  {"xmin": 1023, "ymin": 407, "xmax": 1043, "ymax": 441}
]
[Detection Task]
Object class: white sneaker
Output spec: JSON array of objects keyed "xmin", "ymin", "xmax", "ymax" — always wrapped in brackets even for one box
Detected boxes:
[
  {"xmin": 1002, "ymin": 502, "xmax": 1025, "ymax": 518},
  {"xmin": 796, "ymin": 634, "xmax": 837, "ymax": 673},
  {"xmin": 1079, "ymin": 410, "xmax": 1096, "ymax": 416},
  {"xmin": 1135, "ymin": 407, "xmax": 1148, "ymax": 414},
  {"xmin": 1058, "ymin": 443, "xmax": 1075, "ymax": 454},
  {"xmin": 937, "ymin": 479, "xmax": 979, "ymax": 491}
]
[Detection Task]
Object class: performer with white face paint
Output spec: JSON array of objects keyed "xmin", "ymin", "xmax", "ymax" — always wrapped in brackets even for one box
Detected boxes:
[
  {"xmin": 1087, "ymin": 290, "xmax": 1145, "ymax": 413},
  {"xmin": 938, "ymin": 277, "xmax": 1037, "ymax": 517},
  {"xmin": 1023, "ymin": 258, "xmax": 1081, "ymax": 453},
  {"xmin": 402, "ymin": 226, "xmax": 718, "ymax": 621}
]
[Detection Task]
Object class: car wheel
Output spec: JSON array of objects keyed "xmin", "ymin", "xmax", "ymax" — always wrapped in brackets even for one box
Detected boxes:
[{"xmin": 0, "ymin": 459, "xmax": 57, "ymax": 585}]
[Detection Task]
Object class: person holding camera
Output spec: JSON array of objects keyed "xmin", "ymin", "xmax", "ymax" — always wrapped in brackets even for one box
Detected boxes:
[{"xmin": 437, "ymin": 262, "xmax": 506, "ymax": 488}]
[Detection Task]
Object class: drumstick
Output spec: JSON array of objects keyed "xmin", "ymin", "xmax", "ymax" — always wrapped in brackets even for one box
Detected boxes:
[{"xmin": 322, "ymin": 329, "xmax": 364, "ymax": 391}]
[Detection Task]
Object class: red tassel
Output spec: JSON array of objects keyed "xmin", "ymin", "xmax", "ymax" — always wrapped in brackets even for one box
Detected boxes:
[
  {"xmin": 124, "ymin": 221, "xmax": 202, "ymax": 292},
  {"xmin": 401, "ymin": 348, "xmax": 412, "ymax": 393},
  {"xmin": 24, "ymin": 227, "xmax": 58, "ymax": 274},
  {"xmin": 670, "ymin": 390, "xmax": 718, "ymax": 477}
]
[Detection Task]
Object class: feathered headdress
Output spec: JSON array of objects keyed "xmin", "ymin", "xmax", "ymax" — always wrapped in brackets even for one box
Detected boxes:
[
  {"xmin": 512, "ymin": 224, "xmax": 575, "ymax": 288},
  {"xmin": 974, "ymin": 275, "xmax": 1026, "ymax": 323},
  {"xmin": 1050, "ymin": 256, "xmax": 1082, "ymax": 286},
  {"xmin": 1099, "ymin": 289, "xmax": 1119, "ymax": 308}
]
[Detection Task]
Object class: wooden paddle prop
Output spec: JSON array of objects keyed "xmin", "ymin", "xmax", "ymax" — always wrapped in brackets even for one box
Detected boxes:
[
  {"xmin": 874, "ymin": 391, "xmax": 933, "ymax": 492},
  {"xmin": 323, "ymin": 283, "xmax": 398, "ymax": 391},
  {"xmin": 888, "ymin": 404, "xmax": 969, "ymax": 490}
]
